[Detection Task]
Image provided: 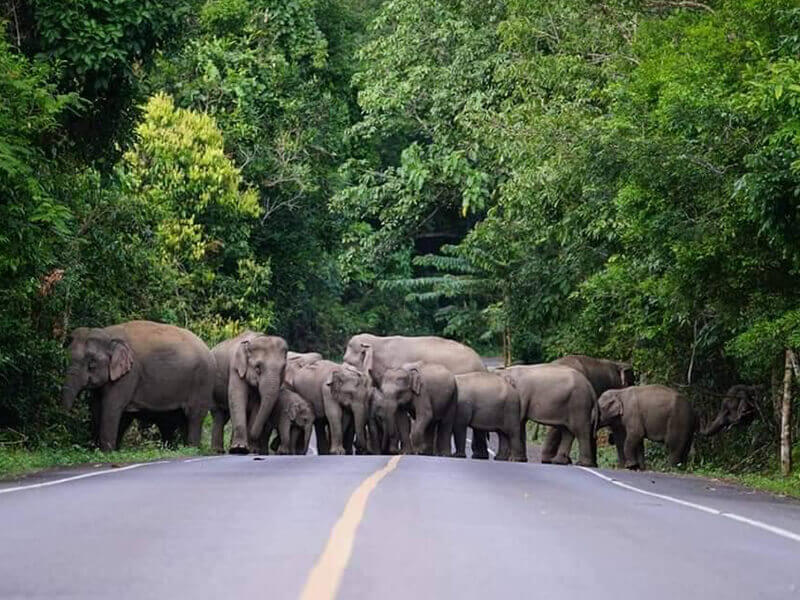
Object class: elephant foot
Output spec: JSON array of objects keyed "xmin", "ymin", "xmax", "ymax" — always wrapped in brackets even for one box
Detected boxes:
[
  {"xmin": 541, "ymin": 457, "xmax": 553, "ymax": 464},
  {"xmin": 212, "ymin": 447, "xmax": 225, "ymax": 455},
  {"xmin": 453, "ymin": 451, "xmax": 467, "ymax": 459},
  {"xmin": 625, "ymin": 462, "xmax": 642, "ymax": 470},
  {"xmin": 229, "ymin": 444, "xmax": 249, "ymax": 455},
  {"xmin": 577, "ymin": 460, "xmax": 597, "ymax": 468},
  {"xmin": 472, "ymin": 452, "xmax": 490, "ymax": 460},
  {"xmin": 329, "ymin": 446, "xmax": 346, "ymax": 456},
  {"xmin": 510, "ymin": 455, "xmax": 527, "ymax": 463},
  {"xmin": 551, "ymin": 455, "xmax": 572, "ymax": 465}
]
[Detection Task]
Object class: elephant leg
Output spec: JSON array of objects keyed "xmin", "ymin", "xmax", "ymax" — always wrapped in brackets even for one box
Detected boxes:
[
  {"xmin": 541, "ymin": 427, "xmax": 561, "ymax": 463},
  {"xmin": 637, "ymin": 440, "xmax": 646, "ymax": 470},
  {"xmin": 613, "ymin": 427, "xmax": 626, "ymax": 468},
  {"xmin": 228, "ymin": 379, "xmax": 251, "ymax": 454},
  {"xmin": 211, "ymin": 409, "xmax": 228, "ymax": 453},
  {"xmin": 342, "ymin": 413, "xmax": 355, "ymax": 455},
  {"xmin": 184, "ymin": 406, "xmax": 206, "ymax": 448},
  {"xmin": 315, "ymin": 421, "xmax": 330, "ymax": 455},
  {"xmin": 623, "ymin": 433, "xmax": 643, "ymax": 469},
  {"xmin": 99, "ymin": 401, "xmax": 126, "ymax": 452},
  {"xmin": 453, "ymin": 424, "xmax": 467, "ymax": 458},
  {"xmin": 423, "ymin": 423, "xmax": 436, "ymax": 455},
  {"xmin": 552, "ymin": 427, "xmax": 574, "ymax": 465},
  {"xmin": 471, "ymin": 429, "xmax": 489, "ymax": 460},
  {"xmin": 519, "ymin": 420, "xmax": 528, "ymax": 463},
  {"xmin": 435, "ymin": 402, "xmax": 456, "ymax": 457},
  {"xmin": 575, "ymin": 422, "xmax": 597, "ymax": 468},
  {"xmin": 277, "ymin": 416, "xmax": 292, "ymax": 455},
  {"xmin": 324, "ymin": 399, "xmax": 346, "ymax": 455},
  {"xmin": 495, "ymin": 432, "xmax": 511, "ymax": 461},
  {"xmin": 90, "ymin": 393, "xmax": 103, "ymax": 447},
  {"xmin": 410, "ymin": 413, "xmax": 433, "ymax": 455}
]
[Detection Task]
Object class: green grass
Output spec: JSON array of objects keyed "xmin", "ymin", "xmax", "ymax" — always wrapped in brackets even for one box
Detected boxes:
[{"xmin": 0, "ymin": 444, "xmax": 206, "ymax": 480}]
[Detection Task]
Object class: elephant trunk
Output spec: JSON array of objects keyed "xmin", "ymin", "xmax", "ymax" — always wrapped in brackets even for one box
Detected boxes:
[
  {"xmin": 61, "ymin": 367, "xmax": 87, "ymax": 410},
  {"xmin": 352, "ymin": 403, "xmax": 370, "ymax": 454},
  {"xmin": 250, "ymin": 370, "xmax": 283, "ymax": 441},
  {"xmin": 701, "ymin": 414, "xmax": 727, "ymax": 436}
]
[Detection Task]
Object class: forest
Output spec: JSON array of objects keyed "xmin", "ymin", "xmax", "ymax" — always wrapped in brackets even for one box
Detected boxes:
[{"xmin": 1, "ymin": 0, "xmax": 799, "ymax": 481}]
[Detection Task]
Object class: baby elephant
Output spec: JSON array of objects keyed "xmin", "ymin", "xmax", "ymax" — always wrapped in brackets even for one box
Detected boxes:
[
  {"xmin": 598, "ymin": 385, "xmax": 696, "ymax": 470},
  {"xmin": 453, "ymin": 372, "xmax": 526, "ymax": 462},
  {"xmin": 274, "ymin": 387, "xmax": 315, "ymax": 455}
]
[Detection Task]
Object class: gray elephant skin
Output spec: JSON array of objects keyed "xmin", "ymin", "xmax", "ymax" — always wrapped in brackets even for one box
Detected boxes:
[
  {"xmin": 343, "ymin": 333, "xmax": 485, "ymax": 383},
  {"xmin": 453, "ymin": 372, "xmax": 526, "ymax": 462},
  {"xmin": 286, "ymin": 360, "xmax": 373, "ymax": 455},
  {"xmin": 62, "ymin": 321, "xmax": 214, "ymax": 451},
  {"xmin": 376, "ymin": 362, "xmax": 457, "ymax": 456},
  {"xmin": 211, "ymin": 332, "xmax": 288, "ymax": 454},
  {"xmin": 702, "ymin": 384, "xmax": 763, "ymax": 436},
  {"xmin": 504, "ymin": 364, "xmax": 597, "ymax": 467},
  {"xmin": 598, "ymin": 385, "xmax": 697, "ymax": 469}
]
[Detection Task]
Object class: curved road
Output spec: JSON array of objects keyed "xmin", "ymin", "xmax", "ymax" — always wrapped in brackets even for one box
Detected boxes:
[{"xmin": 1, "ymin": 455, "xmax": 798, "ymax": 599}]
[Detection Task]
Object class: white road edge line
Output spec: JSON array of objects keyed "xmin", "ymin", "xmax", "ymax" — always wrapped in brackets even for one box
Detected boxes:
[
  {"xmin": 183, "ymin": 455, "xmax": 231, "ymax": 463},
  {"xmin": 0, "ymin": 461, "xmax": 169, "ymax": 495},
  {"xmin": 579, "ymin": 467, "xmax": 800, "ymax": 543}
]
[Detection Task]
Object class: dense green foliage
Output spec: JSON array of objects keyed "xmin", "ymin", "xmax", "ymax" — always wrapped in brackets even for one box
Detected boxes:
[{"xmin": 1, "ymin": 0, "xmax": 798, "ymax": 474}]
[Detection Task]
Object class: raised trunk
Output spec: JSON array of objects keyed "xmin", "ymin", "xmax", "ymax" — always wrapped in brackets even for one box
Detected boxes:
[{"xmin": 250, "ymin": 371, "xmax": 282, "ymax": 441}]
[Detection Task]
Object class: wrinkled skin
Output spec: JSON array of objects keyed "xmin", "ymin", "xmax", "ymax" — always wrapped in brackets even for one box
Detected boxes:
[
  {"xmin": 211, "ymin": 332, "xmax": 287, "ymax": 454},
  {"xmin": 273, "ymin": 387, "xmax": 315, "ymax": 455},
  {"xmin": 343, "ymin": 334, "xmax": 485, "ymax": 386},
  {"xmin": 378, "ymin": 362, "xmax": 457, "ymax": 456},
  {"xmin": 504, "ymin": 365, "xmax": 597, "ymax": 467},
  {"xmin": 287, "ymin": 360, "xmax": 373, "ymax": 455},
  {"xmin": 61, "ymin": 321, "xmax": 214, "ymax": 451},
  {"xmin": 598, "ymin": 385, "xmax": 696, "ymax": 470},
  {"xmin": 453, "ymin": 372, "xmax": 526, "ymax": 462},
  {"xmin": 542, "ymin": 354, "xmax": 634, "ymax": 463},
  {"xmin": 702, "ymin": 384, "xmax": 763, "ymax": 436}
]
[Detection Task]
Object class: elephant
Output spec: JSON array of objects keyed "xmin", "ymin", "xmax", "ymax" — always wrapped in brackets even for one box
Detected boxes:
[
  {"xmin": 702, "ymin": 384, "xmax": 764, "ymax": 436},
  {"xmin": 369, "ymin": 388, "xmax": 403, "ymax": 455},
  {"xmin": 61, "ymin": 321, "xmax": 214, "ymax": 451},
  {"xmin": 273, "ymin": 387, "xmax": 315, "ymax": 455},
  {"xmin": 377, "ymin": 362, "xmax": 457, "ymax": 456},
  {"xmin": 598, "ymin": 385, "xmax": 697, "ymax": 469},
  {"xmin": 453, "ymin": 372, "xmax": 526, "ymax": 462},
  {"xmin": 343, "ymin": 333, "xmax": 486, "ymax": 385},
  {"xmin": 211, "ymin": 331, "xmax": 288, "ymax": 454},
  {"xmin": 543, "ymin": 354, "xmax": 634, "ymax": 462},
  {"xmin": 286, "ymin": 360, "xmax": 373, "ymax": 455},
  {"xmin": 503, "ymin": 364, "xmax": 597, "ymax": 467},
  {"xmin": 288, "ymin": 351, "xmax": 323, "ymax": 368}
]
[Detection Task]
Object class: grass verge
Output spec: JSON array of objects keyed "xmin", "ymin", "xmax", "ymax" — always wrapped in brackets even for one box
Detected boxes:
[{"xmin": 0, "ymin": 444, "xmax": 206, "ymax": 481}]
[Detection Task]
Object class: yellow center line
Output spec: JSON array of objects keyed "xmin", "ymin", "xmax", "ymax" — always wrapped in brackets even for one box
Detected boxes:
[{"xmin": 299, "ymin": 455, "xmax": 402, "ymax": 600}]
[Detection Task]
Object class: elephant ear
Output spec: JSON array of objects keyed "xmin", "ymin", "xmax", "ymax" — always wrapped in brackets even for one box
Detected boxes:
[
  {"xmin": 408, "ymin": 366, "xmax": 422, "ymax": 395},
  {"xmin": 601, "ymin": 394, "xmax": 623, "ymax": 419},
  {"xmin": 233, "ymin": 340, "xmax": 250, "ymax": 379},
  {"xmin": 109, "ymin": 339, "xmax": 133, "ymax": 381},
  {"xmin": 618, "ymin": 364, "xmax": 634, "ymax": 387},
  {"xmin": 326, "ymin": 370, "xmax": 343, "ymax": 392},
  {"xmin": 361, "ymin": 343, "xmax": 374, "ymax": 378}
]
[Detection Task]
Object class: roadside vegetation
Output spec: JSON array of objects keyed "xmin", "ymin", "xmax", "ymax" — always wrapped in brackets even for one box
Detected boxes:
[{"xmin": 0, "ymin": 1, "xmax": 798, "ymax": 485}]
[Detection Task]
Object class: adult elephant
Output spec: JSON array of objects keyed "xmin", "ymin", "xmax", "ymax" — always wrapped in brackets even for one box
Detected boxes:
[
  {"xmin": 343, "ymin": 333, "xmax": 485, "ymax": 384},
  {"xmin": 543, "ymin": 354, "xmax": 634, "ymax": 462},
  {"xmin": 61, "ymin": 321, "xmax": 214, "ymax": 451},
  {"xmin": 453, "ymin": 372, "xmax": 526, "ymax": 462},
  {"xmin": 211, "ymin": 332, "xmax": 288, "ymax": 454},
  {"xmin": 598, "ymin": 385, "xmax": 696, "ymax": 469},
  {"xmin": 702, "ymin": 384, "xmax": 764, "ymax": 436},
  {"xmin": 376, "ymin": 362, "xmax": 457, "ymax": 456},
  {"xmin": 286, "ymin": 360, "xmax": 373, "ymax": 455},
  {"xmin": 503, "ymin": 364, "xmax": 597, "ymax": 467}
]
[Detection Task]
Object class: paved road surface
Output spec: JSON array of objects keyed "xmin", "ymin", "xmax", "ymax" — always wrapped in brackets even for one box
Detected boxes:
[{"xmin": 1, "ymin": 455, "xmax": 798, "ymax": 600}]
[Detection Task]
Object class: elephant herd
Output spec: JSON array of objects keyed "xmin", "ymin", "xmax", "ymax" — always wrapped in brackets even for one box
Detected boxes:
[{"xmin": 61, "ymin": 320, "xmax": 760, "ymax": 470}]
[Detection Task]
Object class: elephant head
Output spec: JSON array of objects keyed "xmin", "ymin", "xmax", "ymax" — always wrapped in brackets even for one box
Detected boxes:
[
  {"xmin": 702, "ymin": 384, "xmax": 762, "ymax": 436},
  {"xmin": 325, "ymin": 364, "xmax": 373, "ymax": 453},
  {"xmin": 618, "ymin": 363, "xmax": 635, "ymax": 387},
  {"xmin": 61, "ymin": 327, "xmax": 134, "ymax": 410},
  {"xmin": 597, "ymin": 390, "xmax": 623, "ymax": 427},
  {"xmin": 342, "ymin": 334, "xmax": 375, "ymax": 380},
  {"xmin": 374, "ymin": 363, "xmax": 422, "ymax": 448},
  {"xmin": 232, "ymin": 335, "xmax": 288, "ymax": 442}
]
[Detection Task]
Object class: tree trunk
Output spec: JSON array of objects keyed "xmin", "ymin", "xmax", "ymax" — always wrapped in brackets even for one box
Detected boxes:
[{"xmin": 780, "ymin": 349, "xmax": 794, "ymax": 477}]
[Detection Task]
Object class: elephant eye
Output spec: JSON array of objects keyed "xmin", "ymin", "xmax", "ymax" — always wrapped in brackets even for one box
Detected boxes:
[
  {"xmin": 87, "ymin": 359, "xmax": 96, "ymax": 370},
  {"xmin": 255, "ymin": 365, "xmax": 262, "ymax": 375}
]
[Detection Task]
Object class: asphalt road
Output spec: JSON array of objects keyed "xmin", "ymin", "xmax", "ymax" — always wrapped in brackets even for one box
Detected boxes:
[{"xmin": 1, "ymin": 455, "xmax": 798, "ymax": 600}]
